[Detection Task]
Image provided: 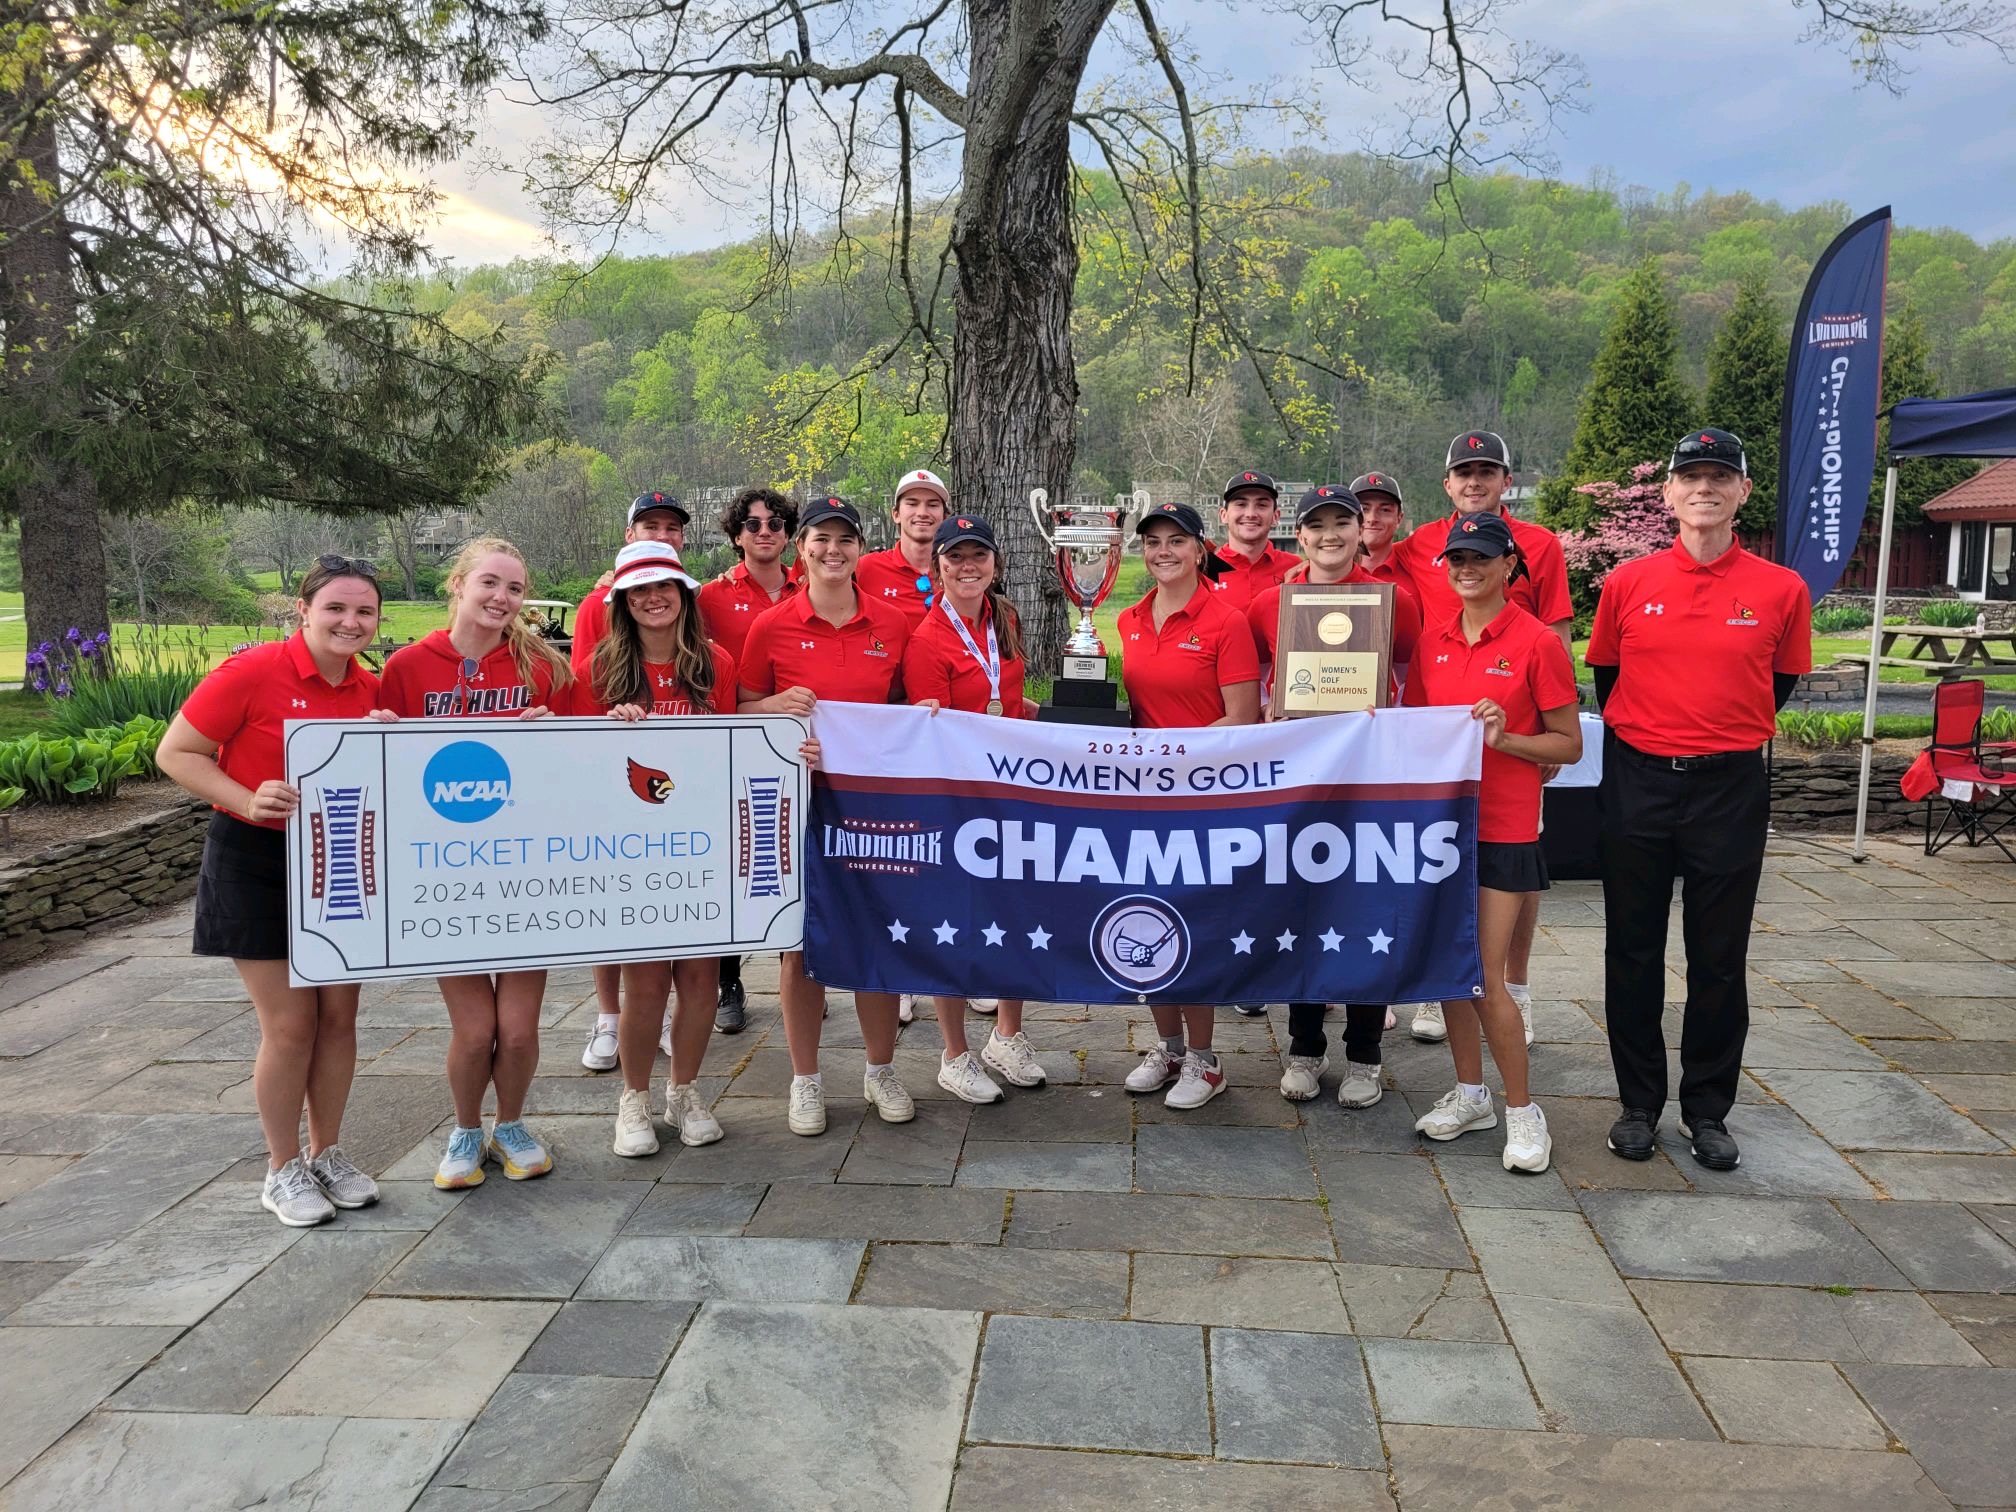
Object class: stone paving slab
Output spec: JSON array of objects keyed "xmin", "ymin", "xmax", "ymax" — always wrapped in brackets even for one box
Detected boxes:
[
  {"xmin": 1361, "ymin": 1338, "xmax": 1541, "ymax": 1429},
  {"xmin": 1002, "ymin": 1190, "xmax": 1335, "ymax": 1259},
  {"xmin": 854, "ymin": 1242, "xmax": 1129, "ymax": 1318},
  {"xmin": 1839, "ymin": 1198, "xmax": 2016, "ymax": 1292},
  {"xmin": 1629, "ymin": 1279, "xmax": 1987, "ymax": 1365},
  {"xmin": 515, "ymin": 1300, "xmax": 696, "ymax": 1378},
  {"xmin": 1847, "ymin": 1363, "xmax": 2016, "ymax": 1507},
  {"xmin": 1757, "ymin": 1069, "xmax": 2004, "ymax": 1153},
  {"xmin": 577, "ymin": 1235, "xmax": 863, "ymax": 1302},
  {"xmin": 1683, "ymin": 1356, "xmax": 1889, "ymax": 1449},
  {"xmin": 1212, "ymin": 1328, "xmax": 1381, "ymax": 1465},
  {"xmin": 255, "ymin": 1296, "xmax": 555, "ymax": 1418},
  {"xmin": 1129, "ymin": 1252, "xmax": 1352, "ymax": 1332},
  {"xmin": 948, "ymin": 1446, "xmax": 1395, "ymax": 1510},
  {"xmin": 746, "ymin": 1181, "xmax": 1004, "ymax": 1243},
  {"xmin": 426, "ymin": 1373, "xmax": 650, "ymax": 1500},
  {"xmin": 1581, "ymin": 1191, "xmax": 1912, "ymax": 1289},
  {"xmin": 0, "ymin": 1326, "xmax": 181, "ymax": 1484},
  {"xmin": 1927, "ymin": 1292, "xmax": 2016, "ymax": 1366},
  {"xmin": 377, "ymin": 1180, "xmax": 647, "ymax": 1300},
  {"xmin": 967, "ymin": 1315, "xmax": 1209, "ymax": 1454},
  {"xmin": 953, "ymin": 1137, "xmax": 1133, "ymax": 1191}
]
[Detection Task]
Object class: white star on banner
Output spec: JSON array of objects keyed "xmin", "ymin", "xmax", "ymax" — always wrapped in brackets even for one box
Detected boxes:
[
  {"xmin": 1027, "ymin": 925, "xmax": 1052, "ymax": 950},
  {"xmin": 1319, "ymin": 928, "xmax": 1344, "ymax": 952},
  {"xmin": 1276, "ymin": 929, "xmax": 1298, "ymax": 952},
  {"xmin": 887, "ymin": 920, "xmax": 909, "ymax": 943},
  {"xmin": 1368, "ymin": 929, "xmax": 1393, "ymax": 955},
  {"xmin": 982, "ymin": 923, "xmax": 1006, "ymax": 946},
  {"xmin": 1231, "ymin": 931, "xmax": 1255, "ymax": 955},
  {"xmin": 934, "ymin": 921, "xmax": 959, "ymax": 945}
]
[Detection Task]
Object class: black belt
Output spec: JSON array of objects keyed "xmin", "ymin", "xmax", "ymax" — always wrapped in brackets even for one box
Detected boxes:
[{"xmin": 1614, "ymin": 738, "xmax": 1755, "ymax": 773}]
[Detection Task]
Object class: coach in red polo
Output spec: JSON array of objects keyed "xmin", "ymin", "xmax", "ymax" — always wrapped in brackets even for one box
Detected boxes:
[{"xmin": 1587, "ymin": 427, "xmax": 1812, "ymax": 1173}]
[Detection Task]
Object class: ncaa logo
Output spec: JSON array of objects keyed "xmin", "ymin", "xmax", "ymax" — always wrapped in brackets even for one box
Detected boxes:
[
  {"xmin": 1089, "ymin": 894, "xmax": 1191, "ymax": 996},
  {"xmin": 422, "ymin": 741, "xmax": 511, "ymax": 823}
]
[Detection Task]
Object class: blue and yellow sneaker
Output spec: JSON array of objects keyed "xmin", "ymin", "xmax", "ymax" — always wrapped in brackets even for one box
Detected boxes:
[
  {"xmin": 487, "ymin": 1119, "xmax": 554, "ymax": 1180},
  {"xmin": 434, "ymin": 1126, "xmax": 485, "ymax": 1190}
]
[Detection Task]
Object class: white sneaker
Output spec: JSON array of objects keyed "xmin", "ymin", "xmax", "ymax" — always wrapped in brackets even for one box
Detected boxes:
[
  {"xmin": 898, "ymin": 994, "xmax": 916, "ymax": 1025},
  {"xmin": 261, "ymin": 1156, "xmax": 335, "ymax": 1228},
  {"xmin": 666, "ymin": 1083, "xmax": 723, "ymax": 1147},
  {"xmin": 612, "ymin": 1088, "xmax": 660, "ymax": 1157},
  {"xmin": 306, "ymin": 1144, "xmax": 379, "ymax": 1208},
  {"xmin": 788, "ymin": 1078, "xmax": 826, "ymax": 1137},
  {"xmin": 581, "ymin": 1019, "xmax": 619, "ymax": 1072},
  {"xmin": 1279, "ymin": 1053, "xmax": 1328, "ymax": 1101},
  {"xmin": 863, "ymin": 1065, "xmax": 917, "ymax": 1123},
  {"xmin": 1514, "ymin": 995, "xmax": 1534, "ymax": 1048},
  {"xmin": 1165, "ymin": 1051, "xmax": 1228, "ymax": 1110},
  {"xmin": 981, "ymin": 1030, "xmax": 1047, "ymax": 1087},
  {"xmin": 1503, "ymin": 1102, "xmax": 1551, "ymax": 1172},
  {"xmin": 1411, "ymin": 1003, "xmax": 1447, "ymax": 1042},
  {"xmin": 970, "ymin": 997, "xmax": 1000, "ymax": 1014},
  {"xmin": 1415, "ymin": 1086, "xmax": 1497, "ymax": 1141},
  {"xmin": 485, "ymin": 1120, "xmax": 553, "ymax": 1180},
  {"xmin": 1126, "ymin": 1045, "xmax": 1182, "ymax": 1093},
  {"xmin": 433, "ymin": 1127, "xmax": 486, "ymax": 1190},
  {"xmin": 659, "ymin": 1017, "xmax": 673, "ymax": 1059},
  {"xmin": 1338, "ymin": 1060, "xmax": 1384, "ymax": 1108},
  {"xmin": 937, "ymin": 1051, "xmax": 1004, "ymax": 1104}
]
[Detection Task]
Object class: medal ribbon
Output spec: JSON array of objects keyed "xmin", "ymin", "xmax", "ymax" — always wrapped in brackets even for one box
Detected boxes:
[{"xmin": 941, "ymin": 598, "xmax": 1002, "ymax": 709}]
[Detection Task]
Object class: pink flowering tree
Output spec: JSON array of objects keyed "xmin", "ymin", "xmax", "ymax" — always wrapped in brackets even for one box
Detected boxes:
[{"xmin": 1557, "ymin": 462, "xmax": 1677, "ymax": 618}]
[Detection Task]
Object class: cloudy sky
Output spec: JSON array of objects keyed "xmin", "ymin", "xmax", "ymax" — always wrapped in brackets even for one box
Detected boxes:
[{"xmin": 425, "ymin": 0, "xmax": 2016, "ymax": 267}]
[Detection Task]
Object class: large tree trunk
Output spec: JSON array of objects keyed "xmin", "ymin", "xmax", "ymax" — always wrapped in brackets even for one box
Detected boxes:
[
  {"xmin": 1, "ymin": 94, "xmax": 112, "ymax": 650},
  {"xmin": 950, "ymin": 0, "xmax": 1116, "ymax": 680}
]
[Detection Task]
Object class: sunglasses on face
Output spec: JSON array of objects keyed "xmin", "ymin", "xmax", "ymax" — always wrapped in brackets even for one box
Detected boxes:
[
  {"xmin": 742, "ymin": 517, "xmax": 786, "ymax": 535},
  {"xmin": 316, "ymin": 553, "xmax": 378, "ymax": 578}
]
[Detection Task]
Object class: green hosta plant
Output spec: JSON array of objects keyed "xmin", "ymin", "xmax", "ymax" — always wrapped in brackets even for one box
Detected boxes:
[{"xmin": 0, "ymin": 731, "xmax": 147, "ymax": 804}]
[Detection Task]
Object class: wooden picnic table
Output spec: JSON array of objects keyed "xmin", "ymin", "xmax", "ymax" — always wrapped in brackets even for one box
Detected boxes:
[{"xmin": 1842, "ymin": 623, "xmax": 2016, "ymax": 678}]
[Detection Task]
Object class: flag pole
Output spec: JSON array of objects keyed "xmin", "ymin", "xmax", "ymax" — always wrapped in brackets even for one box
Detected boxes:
[{"xmin": 1851, "ymin": 460, "xmax": 1899, "ymax": 862}]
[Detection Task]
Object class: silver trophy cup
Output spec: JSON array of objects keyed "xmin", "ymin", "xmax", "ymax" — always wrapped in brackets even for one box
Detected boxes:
[{"xmin": 1028, "ymin": 488, "xmax": 1141, "ymax": 683}]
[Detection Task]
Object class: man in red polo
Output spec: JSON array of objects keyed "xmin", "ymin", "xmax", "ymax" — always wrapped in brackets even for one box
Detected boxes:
[
  {"xmin": 570, "ymin": 490, "xmax": 691, "ymax": 681},
  {"xmin": 1211, "ymin": 469, "xmax": 1301, "ymax": 611},
  {"xmin": 1587, "ymin": 427, "xmax": 1812, "ymax": 1174},
  {"xmin": 697, "ymin": 488, "xmax": 799, "ymax": 666},
  {"xmin": 855, "ymin": 468, "xmax": 949, "ymax": 629}
]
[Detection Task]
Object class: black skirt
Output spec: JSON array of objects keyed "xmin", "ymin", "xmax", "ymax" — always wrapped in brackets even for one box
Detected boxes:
[
  {"xmin": 192, "ymin": 811, "xmax": 289, "ymax": 960},
  {"xmin": 1477, "ymin": 839, "xmax": 1550, "ymax": 895}
]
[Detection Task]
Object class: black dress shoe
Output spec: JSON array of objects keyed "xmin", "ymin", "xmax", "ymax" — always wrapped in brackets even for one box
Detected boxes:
[
  {"xmin": 1235, "ymin": 1004, "xmax": 1268, "ymax": 1017},
  {"xmin": 1606, "ymin": 1108, "xmax": 1657, "ymax": 1161},
  {"xmin": 714, "ymin": 979, "xmax": 747, "ymax": 1034},
  {"xmin": 1681, "ymin": 1118, "xmax": 1741, "ymax": 1171}
]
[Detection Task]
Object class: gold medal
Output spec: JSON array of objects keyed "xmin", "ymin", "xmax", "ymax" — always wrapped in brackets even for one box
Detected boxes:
[{"xmin": 986, "ymin": 698, "xmax": 1004, "ymax": 717}]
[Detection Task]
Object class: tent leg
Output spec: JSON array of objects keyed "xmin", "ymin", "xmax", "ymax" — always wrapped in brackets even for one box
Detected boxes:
[{"xmin": 1851, "ymin": 462, "xmax": 1900, "ymax": 862}]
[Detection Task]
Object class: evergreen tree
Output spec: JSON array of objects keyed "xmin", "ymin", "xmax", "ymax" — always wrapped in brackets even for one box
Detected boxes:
[
  {"xmin": 1538, "ymin": 261, "xmax": 1695, "ymax": 530},
  {"xmin": 1878, "ymin": 303, "xmax": 1976, "ymax": 525},
  {"xmin": 1703, "ymin": 273, "xmax": 1789, "ymax": 535}
]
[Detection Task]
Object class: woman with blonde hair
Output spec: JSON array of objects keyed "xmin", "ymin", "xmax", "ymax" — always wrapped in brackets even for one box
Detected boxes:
[{"xmin": 381, "ymin": 536, "xmax": 575, "ymax": 1188}]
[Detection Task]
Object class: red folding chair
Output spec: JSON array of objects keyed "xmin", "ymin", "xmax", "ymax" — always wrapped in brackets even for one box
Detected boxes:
[{"xmin": 1925, "ymin": 679, "xmax": 2016, "ymax": 861}]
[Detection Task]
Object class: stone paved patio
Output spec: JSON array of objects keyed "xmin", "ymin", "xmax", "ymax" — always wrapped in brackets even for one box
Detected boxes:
[{"xmin": 2, "ymin": 831, "xmax": 2013, "ymax": 1509}]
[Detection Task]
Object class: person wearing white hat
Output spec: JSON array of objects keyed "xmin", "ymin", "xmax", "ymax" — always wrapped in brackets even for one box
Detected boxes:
[
  {"xmin": 576, "ymin": 539, "xmax": 741, "ymax": 1159},
  {"xmin": 856, "ymin": 468, "xmax": 950, "ymax": 630}
]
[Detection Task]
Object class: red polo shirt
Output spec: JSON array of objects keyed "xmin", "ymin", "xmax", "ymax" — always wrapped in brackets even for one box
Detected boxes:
[
  {"xmin": 1210, "ymin": 542, "xmax": 1302, "ymax": 612},
  {"xmin": 737, "ymin": 591, "xmax": 911, "ymax": 704},
  {"xmin": 381, "ymin": 631, "xmax": 575, "ymax": 719},
  {"xmin": 178, "ymin": 636, "xmax": 381, "ymax": 829},
  {"xmin": 854, "ymin": 546, "xmax": 937, "ymax": 629},
  {"xmin": 574, "ymin": 644, "xmax": 737, "ymax": 717},
  {"xmin": 1394, "ymin": 509, "xmax": 1574, "ymax": 631},
  {"xmin": 1404, "ymin": 603, "xmax": 1578, "ymax": 844},
  {"xmin": 1360, "ymin": 554, "xmax": 1409, "ymax": 591},
  {"xmin": 697, "ymin": 562, "xmax": 799, "ymax": 663},
  {"xmin": 568, "ymin": 586, "xmax": 612, "ymax": 681},
  {"xmin": 1246, "ymin": 566, "xmax": 1424, "ymax": 691},
  {"xmin": 1588, "ymin": 540, "xmax": 1812, "ymax": 757},
  {"xmin": 903, "ymin": 600, "xmax": 1030, "ymax": 717},
  {"xmin": 1119, "ymin": 580, "xmax": 1262, "ymax": 729}
]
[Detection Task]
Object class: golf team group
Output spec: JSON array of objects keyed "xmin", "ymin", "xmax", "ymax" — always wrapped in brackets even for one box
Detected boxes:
[{"xmin": 153, "ymin": 424, "xmax": 1813, "ymax": 1229}]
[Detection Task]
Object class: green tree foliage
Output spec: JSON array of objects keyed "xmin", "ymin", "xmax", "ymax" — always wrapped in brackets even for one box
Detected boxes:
[
  {"xmin": 1703, "ymin": 273, "xmax": 1789, "ymax": 533},
  {"xmin": 1877, "ymin": 304, "xmax": 1977, "ymax": 526},
  {"xmin": 1539, "ymin": 261, "xmax": 1696, "ymax": 530}
]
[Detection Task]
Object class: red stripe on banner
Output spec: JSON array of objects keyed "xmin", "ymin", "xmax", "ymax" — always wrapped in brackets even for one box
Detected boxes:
[{"xmin": 815, "ymin": 773, "xmax": 1478, "ymax": 809}]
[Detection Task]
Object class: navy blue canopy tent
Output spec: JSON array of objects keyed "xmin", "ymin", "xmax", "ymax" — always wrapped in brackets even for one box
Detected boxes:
[{"xmin": 1854, "ymin": 388, "xmax": 2016, "ymax": 856}]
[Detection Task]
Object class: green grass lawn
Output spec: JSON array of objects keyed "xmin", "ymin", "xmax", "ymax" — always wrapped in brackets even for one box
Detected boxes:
[{"xmin": 0, "ymin": 601, "xmax": 446, "ymax": 683}]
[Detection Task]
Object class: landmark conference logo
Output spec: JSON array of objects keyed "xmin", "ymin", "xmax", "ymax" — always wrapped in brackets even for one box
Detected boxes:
[
  {"xmin": 310, "ymin": 785, "xmax": 377, "ymax": 924},
  {"xmin": 422, "ymin": 741, "xmax": 512, "ymax": 823},
  {"xmin": 1801, "ymin": 306, "xmax": 1875, "ymax": 569}
]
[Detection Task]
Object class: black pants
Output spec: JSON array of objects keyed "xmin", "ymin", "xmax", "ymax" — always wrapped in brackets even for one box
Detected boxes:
[
  {"xmin": 1600, "ymin": 736, "xmax": 1768, "ymax": 1124},
  {"xmin": 1288, "ymin": 1003, "xmax": 1385, "ymax": 1064},
  {"xmin": 719, "ymin": 955, "xmax": 742, "ymax": 988}
]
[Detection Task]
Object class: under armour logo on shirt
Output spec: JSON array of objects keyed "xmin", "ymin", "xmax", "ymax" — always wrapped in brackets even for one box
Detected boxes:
[
  {"xmin": 1435, "ymin": 654, "xmax": 1450, "ymax": 663},
  {"xmin": 800, "ymin": 639, "xmax": 817, "ymax": 649},
  {"xmin": 290, "ymin": 698, "xmax": 310, "ymax": 709},
  {"xmin": 733, "ymin": 602, "xmax": 749, "ymax": 613},
  {"xmin": 1643, "ymin": 603, "xmax": 1665, "ymax": 616},
  {"xmin": 882, "ymin": 588, "xmax": 900, "ymax": 598}
]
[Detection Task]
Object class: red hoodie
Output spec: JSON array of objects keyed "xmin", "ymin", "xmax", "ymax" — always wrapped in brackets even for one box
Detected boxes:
[
  {"xmin": 380, "ymin": 630, "xmax": 576, "ymax": 719},
  {"xmin": 574, "ymin": 643, "xmax": 738, "ymax": 717}
]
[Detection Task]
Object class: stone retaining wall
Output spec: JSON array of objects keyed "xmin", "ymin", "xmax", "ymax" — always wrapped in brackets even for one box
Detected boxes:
[
  {"xmin": 1818, "ymin": 591, "xmax": 2016, "ymax": 630},
  {"xmin": 1791, "ymin": 663, "xmax": 1869, "ymax": 705},
  {"xmin": 0, "ymin": 797, "xmax": 210, "ymax": 964},
  {"xmin": 1772, "ymin": 750, "xmax": 1918, "ymax": 833}
]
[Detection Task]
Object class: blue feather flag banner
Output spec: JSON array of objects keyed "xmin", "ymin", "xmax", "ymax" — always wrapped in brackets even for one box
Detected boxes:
[{"xmin": 804, "ymin": 704, "xmax": 1483, "ymax": 1006}]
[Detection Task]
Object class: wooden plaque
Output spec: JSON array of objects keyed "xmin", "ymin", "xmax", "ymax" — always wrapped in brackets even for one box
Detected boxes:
[{"xmin": 1273, "ymin": 582, "xmax": 1395, "ymax": 717}]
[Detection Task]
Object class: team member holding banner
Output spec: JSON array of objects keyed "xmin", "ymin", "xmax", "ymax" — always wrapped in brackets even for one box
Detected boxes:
[
  {"xmin": 1248, "ymin": 486, "xmax": 1421, "ymax": 1107},
  {"xmin": 380, "ymin": 538, "xmax": 569, "ymax": 1188},
  {"xmin": 1118, "ymin": 502, "xmax": 1262, "ymax": 1109},
  {"xmin": 739, "ymin": 496, "xmax": 918, "ymax": 1136},
  {"xmin": 902, "ymin": 513, "xmax": 1051, "ymax": 1103},
  {"xmin": 159, "ymin": 556, "xmax": 392, "ymax": 1227},
  {"xmin": 856, "ymin": 468, "xmax": 950, "ymax": 627},
  {"xmin": 576, "ymin": 540, "xmax": 738, "ymax": 1156},
  {"xmin": 1402, "ymin": 512, "xmax": 1580, "ymax": 1173}
]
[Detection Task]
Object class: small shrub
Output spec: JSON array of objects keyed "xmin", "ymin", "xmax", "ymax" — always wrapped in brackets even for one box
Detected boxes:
[
  {"xmin": 1916, "ymin": 599, "xmax": 1980, "ymax": 629},
  {"xmin": 35, "ymin": 625, "xmax": 210, "ymax": 735},
  {"xmin": 0, "ymin": 729, "xmax": 147, "ymax": 804},
  {"xmin": 85, "ymin": 716, "xmax": 168, "ymax": 779},
  {"xmin": 1811, "ymin": 605, "xmax": 1873, "ymax": 634}
]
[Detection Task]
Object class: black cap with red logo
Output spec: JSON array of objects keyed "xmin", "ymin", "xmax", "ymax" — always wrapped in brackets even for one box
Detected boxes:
[
  {"xmin": 799, "ymin": 495, "xmax": 862, "ymax": 532},
  {"xmin": 1221, "ymin": 469, "xmax": 1280, "ymax": 502},
  {"xmin": 1294, "ymin": 485, "xmax": 1363, "ymax": 524},
  {"xmin": 1138, "ymin": 501, "xmax": 1230, "ymax": 577},
  {"xmin": 1668, "ymin": 427, "xmax": 1748, "ymax": 476},
  {"xmin": 1349, "ymin": 471, "xmax": 1404, "ymax": 506},
  {"xmin": 1443, "ymin": 432, "xmax": 1511, "ymax": 473},
  {"xmin": 628, "ymin": 489, "xmax": 691, "ymax": 525},
  {"xmin": 933, "ymin": 514, "xmax": 999, "ymax": 553}
]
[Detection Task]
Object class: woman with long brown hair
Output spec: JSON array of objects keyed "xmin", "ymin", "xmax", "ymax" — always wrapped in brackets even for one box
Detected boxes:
[{"xmin": 380, "ymin": 537, "xmax": 573, "ymax": 1189}]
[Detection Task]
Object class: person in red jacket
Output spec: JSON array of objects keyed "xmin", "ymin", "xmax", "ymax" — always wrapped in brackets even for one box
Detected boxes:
[
  {"xmin": 901, "ymin": 513, "xmax": 1051, "ymax": 1104},
  {"xmin": 1402, "ymin": 512, "xmax": 1582, "ymax": 1175},
  {"xmin": 1393, "ymin": 433, "xmax": 1573, "ymax": 1050},
  {"xmin": 1211, "ymin": 468, "xmax": 1302, "ymax": 611},
  {"xmin": 576, "ymin": 540, "xmax": 739, "ymax": 1160},
  {"xmin": 855, "ymin": 467, "xmax": 949, "ymax": 629},
  {"xmin": 695, "ymin": 487, "xmax": 800, "ymax": 1035},
  {"xmin": 380, "ymin": 537, "xmax": 573, "ymax": 1190},
  {"xmin": 738, "ymin": 496, "xmax": 917, "ymax": 1139},
  {"xmin": 157, "ymin": 556, "xmax": 393, "ymax": 1228}
]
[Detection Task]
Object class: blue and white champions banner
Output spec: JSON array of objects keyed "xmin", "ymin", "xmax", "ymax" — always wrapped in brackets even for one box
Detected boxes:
[
  {"xmin": 283, "ymin": 716, "xmax": 807, "ymax": 985},
  {"xmin": 805, "ymin": 705, "xmax": 1483, "ymax": 1005}
]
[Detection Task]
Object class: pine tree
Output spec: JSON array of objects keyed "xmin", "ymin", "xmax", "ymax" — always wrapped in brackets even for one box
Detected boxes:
[
  {"xmin": 1538, "ymin": 260, "xmax": 1696, "ymax": 531},
  {"xmin": 1878, "ymin": 303, "xmax": 1976, "ymax": 525},
  {"xmin": 1703, "ymin": 273, "xmax": 1789, "ymax": 534}
]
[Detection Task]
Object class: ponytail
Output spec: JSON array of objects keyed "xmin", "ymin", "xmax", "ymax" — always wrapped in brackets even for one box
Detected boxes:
[{"xmin": 983, "ymin": 585, "xmax": 1026, "ymax": 664}]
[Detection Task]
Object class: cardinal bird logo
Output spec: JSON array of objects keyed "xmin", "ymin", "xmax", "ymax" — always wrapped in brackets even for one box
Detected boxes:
[
  {"xmin": 1735, "ymin": 602, "xmax": 1757, "ymax": 621},
  {"xmin": 1700, "ymin": 434, "xmax": 1715, "ymax": 445},
  {"xmin": 1368, "ymin": 473, "xmax": 1383, "ymax": 485},
  {"xmin": 1467, "ymin": 436, "xmax": 1484, "ymax": 450},
  {"xmin": 1495, "ymin": 656, "xmax": 1513, "ymax": 671},
  {"xmin": 626, "ymin": 758, "xmax": 675, "ymax": 805}
]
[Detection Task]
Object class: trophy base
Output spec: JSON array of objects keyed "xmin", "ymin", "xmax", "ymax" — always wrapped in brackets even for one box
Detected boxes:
[
  {"xmin": 1037, "ymin": 703, "xmax": 1132, "ymax": 728},
  {"xmin": 1040, "ymin": 675, "xmax": 1129, "ymax": 727}
]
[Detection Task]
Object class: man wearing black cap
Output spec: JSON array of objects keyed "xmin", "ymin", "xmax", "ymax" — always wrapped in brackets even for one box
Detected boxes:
[
  {"xmin": 574, "ymin": 490, "xmax": 693, "ymax": 1071},
  {"xmin": 1587, "ymin": 428, "xmax": 1812, "ymax": 1172},
  {"xmin": 1212, "ymin": 469, "xmax": 1301, "ymax": 612}
]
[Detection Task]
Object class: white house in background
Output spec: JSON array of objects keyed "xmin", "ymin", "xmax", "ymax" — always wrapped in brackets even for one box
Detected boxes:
[{"xmin": 1927, "ymin": 459, "xmax": 2016, "ymax": 602}]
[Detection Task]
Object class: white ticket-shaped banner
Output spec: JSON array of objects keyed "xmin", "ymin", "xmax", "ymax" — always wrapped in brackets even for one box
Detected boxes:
[{"xmin": 284, "ymin": 716, "xmax": 808, "ymax": 985}]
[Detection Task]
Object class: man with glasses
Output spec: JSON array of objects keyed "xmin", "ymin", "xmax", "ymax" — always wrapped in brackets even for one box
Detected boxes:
[
  {"xmin": 696, "ymin": 488, "xmax": 800, "ymax": 1034},
  {"xmin": 856, "ymin": 468, "xmax": 950, "ymax": 628},
  {"xmin": 575, "ymin": 491, "xmax": 691, "ymax": 1070}
]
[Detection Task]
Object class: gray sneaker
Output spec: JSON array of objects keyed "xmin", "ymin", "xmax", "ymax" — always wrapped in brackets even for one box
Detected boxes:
[
  {"xmin": 262, "ymin": 1156, "xmax": 335, "ymax": 1227},
  {"xmin": 307, "ymin": 1145, "xmax": 380, "ymax": 1209}
]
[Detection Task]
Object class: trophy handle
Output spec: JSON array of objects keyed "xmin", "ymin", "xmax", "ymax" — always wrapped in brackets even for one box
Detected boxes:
[{"xmin": 1027, "ymin": 487, "xmax": 1055, "ymax": 551}]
